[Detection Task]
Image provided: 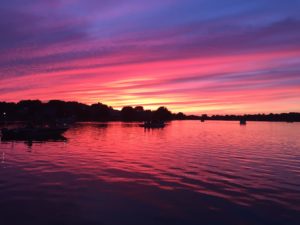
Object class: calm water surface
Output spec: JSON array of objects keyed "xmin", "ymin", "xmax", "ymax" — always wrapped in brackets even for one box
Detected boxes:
[{"xmin": 1, "ymin": 121, "xmax": 300, "ymax": 225}]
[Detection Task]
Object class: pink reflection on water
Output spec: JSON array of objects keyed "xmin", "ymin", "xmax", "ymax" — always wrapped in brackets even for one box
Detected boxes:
[{"xmin": 1, "ymin": 121, "xmax": 300, "ymax": 211}]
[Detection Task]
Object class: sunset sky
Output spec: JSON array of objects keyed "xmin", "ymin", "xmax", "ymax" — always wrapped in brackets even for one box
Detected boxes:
[{"xmin": 1, "ymin": 0, "xmax": 300, "ymax": 114}]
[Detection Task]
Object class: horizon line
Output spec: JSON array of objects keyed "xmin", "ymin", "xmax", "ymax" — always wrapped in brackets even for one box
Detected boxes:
[{"xmin": 1, "ymin": 99, "xmax": 299, "ymax": 117}]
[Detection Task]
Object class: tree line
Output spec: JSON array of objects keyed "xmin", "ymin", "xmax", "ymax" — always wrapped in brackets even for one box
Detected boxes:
[
  {"xmin": 0, "ymin": 100, "xmax": 299, "ymax": 122},
  {"xmin": 0, "ymin": 100, "xmax": 184, "ymax": 122}
]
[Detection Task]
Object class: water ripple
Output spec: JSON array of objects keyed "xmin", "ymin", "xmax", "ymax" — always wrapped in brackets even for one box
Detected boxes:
[{"xmin": 1, "ymin": 121, "xmax": 300, "ymax": 224}]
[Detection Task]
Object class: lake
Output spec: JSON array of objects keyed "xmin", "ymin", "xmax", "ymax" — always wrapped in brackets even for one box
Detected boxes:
[{"xmin": 0, "ymin": 121, "xmax": 299, "ymax": 225}]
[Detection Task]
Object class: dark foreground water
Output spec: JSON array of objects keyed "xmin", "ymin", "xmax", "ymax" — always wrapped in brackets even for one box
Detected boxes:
[{"xmin": 0, "ymin": 121, "xmax": 299, "ymax": 225}]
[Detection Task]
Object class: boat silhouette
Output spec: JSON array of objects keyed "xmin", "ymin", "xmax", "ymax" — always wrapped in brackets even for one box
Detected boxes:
[
  {"xmin": 240, "ymin": 119, "xmax": 247, "ymax": 125},
  {"xmin": 140, "ymin": 121, "xmax": 166, "ymax": 129},
  {"xmin": 1, "ymin": 126, "xmax": 68, "ymax": 141}
]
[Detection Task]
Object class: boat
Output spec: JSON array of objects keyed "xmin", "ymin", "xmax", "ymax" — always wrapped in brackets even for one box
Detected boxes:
[
  {"xmin": 140, "ymin": 121, "xmax": 165, "ymax": 129},
  {"xmin": 240, "ymin": 119, "xmax": 247, "ymax": 125},
  {"xmin": 200, "ymin": 118, "xmax": 205, "ymax": 122},
  {"xmin": 1, "ymin": 126, "xmax": 68, "ymax": 140}
]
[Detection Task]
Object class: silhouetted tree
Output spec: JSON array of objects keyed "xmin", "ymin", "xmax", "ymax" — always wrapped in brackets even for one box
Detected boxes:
[
  {"xmin": 1, "ymin": 100, "xmax": 300, "ymax": 122},
  {"xmin": 90, "ymin": 103, "xmax": 110, "ymax": 121},
  {"xmin": 201, "ymin": 114, "xmax": 208, "ymax": 120},
  {"xmin": 0, "ymin": 102, "xmax": 16, "ymax": 121},
  {"xmin": 135, "ymin": 106, "xmax": 144, "ymax": 112},
  {"xmin": 121, "ymin": 106, "xmax": 136, "ymax": 121},
  {"xmin": 17, "ymin": 100, "xmax": 43, "ymax": 121},
  {"xmin": 173, "ymin": 112, "xmax": 185, "ymax": 120},
  {"xmin": 153, "ymin": 107, "xmax": 172, "ymax": 121},
  {"xmin": 134, "ymin": 106, "xmax": 148, "ymax": 121}
]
